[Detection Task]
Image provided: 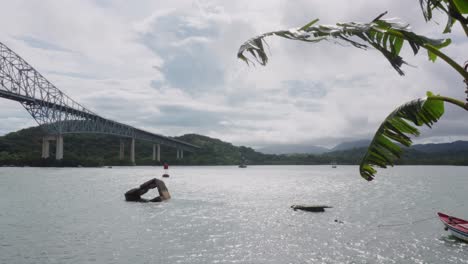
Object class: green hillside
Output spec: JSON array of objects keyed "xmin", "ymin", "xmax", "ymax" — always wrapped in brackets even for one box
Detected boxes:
[
  {"xmin": 0, "ymin": 127, "xmax": 271, "ymax": 166},
  {"xmin": 1, "ymin": 126, "xmax": 468, "ymax": 167}
]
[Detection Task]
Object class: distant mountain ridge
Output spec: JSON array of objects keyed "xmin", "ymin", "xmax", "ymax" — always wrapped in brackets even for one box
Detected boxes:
[
  {"xmin": 257, "ymin": 139, "xmax": 468, "ymax": 155},
  {"xmin": 411, "ymin": 141, "xmax": 468, "ymax": 153},
  {"xmin": 257, "ymin": 144, "xmax": 329, "ymax": 155},
  {"xmin": 257, "ymin": 139, "xmax": 372, "ymax": 154},
  {"xmin": 330, "ymin": 139, "xmax": 372, "ymax": 152}
]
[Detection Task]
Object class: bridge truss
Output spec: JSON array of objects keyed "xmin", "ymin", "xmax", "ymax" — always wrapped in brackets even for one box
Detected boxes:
[{"xmin": 0, "ymin": 42, "xmax": 198, "ymax": 155}]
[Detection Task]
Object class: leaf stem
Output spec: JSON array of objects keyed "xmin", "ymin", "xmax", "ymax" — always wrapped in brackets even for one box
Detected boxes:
[
  {"xmin": 459, "ymin": 21, "xmax": 468, "ymax": 37},
  {"xmin": 385, "ymin": 30, "xmax": 468, "ymax": 79},
  {"xmin": 447, "ymin": 0, "xmax": 468, "ymax": 36},
  {"xmin": 462, "ymin": 24, "xmax": 468, "ymax": 37},
  {"xmin": 423, "ymin": 44, "xmax": 468, "ymax": 79},
  {"xmin": 428, "ymin": 95, "xmax": 468, "ymax": 110}
]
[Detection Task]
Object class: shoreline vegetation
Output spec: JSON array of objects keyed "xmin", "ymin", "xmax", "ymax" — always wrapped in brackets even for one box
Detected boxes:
[{"xmin": 1, "ymin": 126, "xmax": 468, "ymax": 167}]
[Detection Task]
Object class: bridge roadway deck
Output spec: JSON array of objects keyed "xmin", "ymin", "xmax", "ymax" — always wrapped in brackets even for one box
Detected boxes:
[{"xmin": 0, "ymin": 89, "xmax": 199, "ymax": 152}]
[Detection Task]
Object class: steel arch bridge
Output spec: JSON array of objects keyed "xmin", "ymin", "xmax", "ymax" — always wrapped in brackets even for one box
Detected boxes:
[{"xmin": 0, "ymin": 42, "xmax": 198, "ymax": 162}]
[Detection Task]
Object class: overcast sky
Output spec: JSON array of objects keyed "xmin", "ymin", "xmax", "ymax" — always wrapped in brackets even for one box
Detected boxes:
[{"xmin": 0, "ymin": 0, "xmax": 467, "ymax": 148}]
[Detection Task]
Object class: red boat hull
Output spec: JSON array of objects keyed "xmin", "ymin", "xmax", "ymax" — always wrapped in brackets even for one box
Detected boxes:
[{"xmin": 437, "ymin": 212, "xmax": 468, "ymax": 242}]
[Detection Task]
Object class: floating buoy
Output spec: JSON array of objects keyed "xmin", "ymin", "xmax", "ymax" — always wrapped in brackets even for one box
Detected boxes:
[{"xmin": 162, "ymin": 162, "xmax": 169, "ymax": 177}]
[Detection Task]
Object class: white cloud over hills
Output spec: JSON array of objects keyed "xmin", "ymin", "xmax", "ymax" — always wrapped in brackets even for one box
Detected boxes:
[{"xmin": 1, "ymin": 0, "xmax": 467, "ymax": 148}]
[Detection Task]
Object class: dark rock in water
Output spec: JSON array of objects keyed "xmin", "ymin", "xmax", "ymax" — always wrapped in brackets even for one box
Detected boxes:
[
  {"xmin": 125, "ymin": 178, "xmax": 171, "ymax": 202},
  {"xmin": 124, "ymin": 188, "xmax": 148, "ymax": 202},
  {"xmin": 291, "ymin": 205, "xmax": 332, "ymax": 212},
  {"xmin": 139, "ymin": 178, "xmax": 157, "ymax": 190},
  {"xmin": 162, "ymin": 174, "xmax": 169, "ymax": 178},
  {"xmin": 154, "ymin": 179, "xmax": 171, "ymax": 200}
]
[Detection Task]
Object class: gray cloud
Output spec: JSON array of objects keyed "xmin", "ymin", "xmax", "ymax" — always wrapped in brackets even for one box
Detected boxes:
[
  {"xmin": 93, "ymin": 0, "xmax": 113, "ymax": 8},
  {"xmin": 294, "ymin": 101, "xmax": 323, "ymax": 112},
  {"xmin": 47, "ymin": 70, "xmax": 101, "ymax": 80},
  {"xmin": 150, "ymin": 80, "xmax": 165, "ymax": 90},
  {"xmin": 13, "ymin": 35, "xmax": 74, "ymax": 53},
  {"xmin": 138, "ymin": 12, "xmax": 224, "ymax": 94},
  {"xmin": 284, "ymin": 80, "xmax": 327, "ymax": 98},
  {"xmin": 152, "ymin": 105, "xmax": 223, "ymax": 127},
  {"xmin": 1, "ymin": 0, "xmax": 467, "ymax": 148},
  {"xmin": 0, "ymin": 100, "xmax": 37, "ymax": 135}
]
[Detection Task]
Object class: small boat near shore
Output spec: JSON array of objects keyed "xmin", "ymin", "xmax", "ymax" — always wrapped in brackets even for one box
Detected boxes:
[{"xmin": 437, "ymin": 212, "xmax": 468, "ymax": 242}]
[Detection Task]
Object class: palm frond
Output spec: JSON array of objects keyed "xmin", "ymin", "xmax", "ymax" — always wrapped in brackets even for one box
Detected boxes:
[
  {"xmin": 359, "ymin": 92, "xmax": 445, "ymax": 181},
  {"xmin": 419, "ymin": 0, "xmax": 468, "ymax": 34},
  {"xmin": 238, "ymin": 12, "xmax": 451, "ymax": 76}
]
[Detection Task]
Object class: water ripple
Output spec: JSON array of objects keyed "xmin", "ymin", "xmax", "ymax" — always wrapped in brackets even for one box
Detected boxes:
[{"xmin": 0, "ymin": 165, "xmax": 467, "ymax": 263}]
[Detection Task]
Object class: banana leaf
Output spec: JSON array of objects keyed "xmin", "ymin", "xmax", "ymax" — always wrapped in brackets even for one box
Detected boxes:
[
  {"xmin": 238, "ymin": 12, "xmax": 451, "ymax": 76},
  {"xmin": 359, "ymin": 92, "xmax": 444, "ymax": 181},
  {"xmin": 419, "ymin": 0, "xmax": 468, "ymax": 34}
]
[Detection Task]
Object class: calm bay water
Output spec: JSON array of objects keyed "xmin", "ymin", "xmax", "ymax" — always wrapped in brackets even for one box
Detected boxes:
[{"xmin": 0, "ymin": 165, "xmax": 467, "ymax": 264}]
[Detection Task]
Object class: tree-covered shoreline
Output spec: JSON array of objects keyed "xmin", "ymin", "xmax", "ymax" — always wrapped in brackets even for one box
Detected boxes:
[{"xmin": 1, "ymin": 126, "xmax": 468, "ymax": 167}]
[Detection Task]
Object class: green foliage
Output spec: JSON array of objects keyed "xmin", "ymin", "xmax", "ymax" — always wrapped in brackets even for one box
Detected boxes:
[
  {"xmin": 2, "ymin": 126, "xmax": 468, "ymax": 167},
  {"xmin": 0, "ymin": 127, "xmax": 274, "ymax": 166},
  {"xmin": 238, "ymin": 4, "xmax": 468, "ymax": 180},
  {"xmin": 419, "ymin": 0, "xmax": 468, "ymax": 34},
  {"xmin": 238, "ymin": 12, "xmax": 452, "ymax": 75},
  {"xmin": 359, "ymin": 92, "xmax": 445, "ymax": 181}
]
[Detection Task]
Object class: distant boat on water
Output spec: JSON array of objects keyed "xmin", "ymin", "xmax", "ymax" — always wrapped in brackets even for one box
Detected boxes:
[{"xmin": 239, "ymin": 155, "xmax": 247, "ymax": 168}]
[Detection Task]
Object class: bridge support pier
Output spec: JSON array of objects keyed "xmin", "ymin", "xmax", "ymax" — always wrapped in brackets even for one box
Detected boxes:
[
  {"xmin": 157, "ymin": 144, "xmax": 160, "ymax": 162},
  {"xmin": 119, "ymin": 139, "xmax": 125, "ymax": 160},
  {"xmin": 176, "ymin": 149, "xmax": 183, "ymax": 159},
  {"xmin": 152, "ymin": 144, "xmax": 161, "ymax": 162},
  {"xmin": 1, "ymin": 42, "xmax": 198, "ymax": 163},
  {"xmin": 56, "ymin": 135, "xmax": 63, "ymax": 160},
  {"xmin": 42, "ymin": 135, "xmax": 63, "ymax": 160},
  {"xmin": 41, "ymin": 137, "xmax": 50, "ymax": 159},
  {"xmin": 130, "ymin": 138, "xmax": 135, "ymax": 164}
]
